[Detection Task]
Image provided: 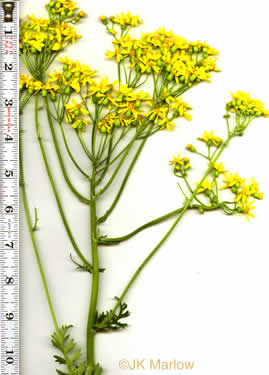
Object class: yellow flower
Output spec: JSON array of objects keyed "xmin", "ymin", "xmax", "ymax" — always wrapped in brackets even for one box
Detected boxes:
[
  {"xmin": 198, "ymin": 131, "xmax": 222, "ymax": 145},
  {"xmin": 171, "ymin": 97, "xmax": 192, "ymax": 120},
  {"xmin": 238, "ymin": 199, "xmax": 256, "ymax": 221},
  {"xmin": 111, "ymin": 12, "xmax": 142, "ymax": 27},
  {"xmin": 158, "ymin": 117, "xmax": 175, "ymax": 130},
  {"xmin": 212, "ymin": 162, "xmax": 226, "ymax": 174},
  {"xmin": 196, "ymin": 179, "xmax": 215, "ymax": 193},
  {"xmin": 72, "ymin": 118, "xmax": 89, "ymax": 130},
  {"xmin": 235, "ymin": 178, "xmax": 263, "ymax": 203},
  {"xmin": 65, "ymin": 99, "xmax": 89, "ymax": 123},
  {"xmin": 146, "ymin": 107, "xmax": 167, "ymax": 123},
  {"xmin": 170, "ymin": 155, "xmax": 190, "ymax": 171},
  {"xmin": 221, "ymin": 172, "xmax": 245, "ymax": 190},
  {"xmin": 227, "ymin": 91, "xmax": 269, "ymax": 117}
]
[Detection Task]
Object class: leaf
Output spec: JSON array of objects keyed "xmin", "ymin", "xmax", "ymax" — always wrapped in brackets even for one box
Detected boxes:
[
  {"xmin": 94, "ymin": 297, "xmax": 130, "ymax": 333},
  {"xmin": 51, "ymin": 324, "xmax": 84, "ymax": 375},
  {"xmin": 53, "ymin": 355, "xmax": 66, "ymax": 364},
  {"xmin": 70, "ymin": 349, "xmax": 82, "ymax": 364}
]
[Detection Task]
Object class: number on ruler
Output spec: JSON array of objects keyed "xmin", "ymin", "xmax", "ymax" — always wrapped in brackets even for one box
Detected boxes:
[
  {"xmin": 5, "ymin": 170, "xmax": 14, "ymax": 177},
  {"xmin": 5, "ymin": 134, "xmax": 13, "ymax": 141},
  {"xmin": 5, "ymin": 276, "xmax": 14, "ymax": 284},
  {"xmin": 5, "ymin": 63, "xmax": 13, "ymax": 70},
  {"xmin": 5, "ymin": 206, "xmax": 14, "ymax": 213},
  {"xmin": 5, "ymin": 98, "xmax": 13, "ymax": 106},
  {"xmin": 5, "ymin": 241, "xmax": 14, "ymax": 248}
]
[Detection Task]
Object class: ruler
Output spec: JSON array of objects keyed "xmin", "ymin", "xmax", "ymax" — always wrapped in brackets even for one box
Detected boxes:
[{"xmin": 0, "ymin": 1, "xmax": 19, "ymax": 375}]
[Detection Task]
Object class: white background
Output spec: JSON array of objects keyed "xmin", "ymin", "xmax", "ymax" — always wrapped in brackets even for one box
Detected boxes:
[{"xmin": 20, "ymin": 0, "xmax": 269, "ymax": 374}]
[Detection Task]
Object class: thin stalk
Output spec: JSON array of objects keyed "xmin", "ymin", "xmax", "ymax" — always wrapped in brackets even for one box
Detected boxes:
[
  {"xmin": 101, "ymin": 132, "xmax": 234, "ymax": 326},
  {"xmin": 77, "ymin": 130, "xmax": 94, "ymax": 161},
  {"xmin": 58, "ymin": 121, "xmax": 90, "ymax": 179},
  {"xmin": 19, "ymin": 129, "xmax": 60, "ymax": 336},
  {"xmin": 34, "ymin": 96, "xmax": 92, "ymax": 270},
  {"xmin": 44, "ymin": 97, "xmax": 90, "ymax": 204},
  {"xmin": 98, "ymin": 206, "xmax": 185, "ymax": 245},
  {"xmin": 98, "ymin": 129, "xmax": 151, "ymax": 223},
  {"xmin": 86, "ymin": 165, "xmax": 99, "ymax": 366},
  {"xmin": 95, "ymin": 133, "xmax": 138, "ymax": 197}
]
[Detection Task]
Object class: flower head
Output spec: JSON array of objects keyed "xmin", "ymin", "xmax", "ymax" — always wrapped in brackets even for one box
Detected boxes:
[
  {"xmin": 198, "ymin": 131, "xmax": 222, "ymax": 146},
  {"xmin": 227, "ymin": 91, "xmax": 269, "ymax": 117}
]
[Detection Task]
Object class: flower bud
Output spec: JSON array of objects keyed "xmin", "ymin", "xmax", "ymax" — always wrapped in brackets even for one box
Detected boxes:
[
  {"xmin": 101, "ymin": 125, "xmax": 107, "ymax": 133},
  {"xmin": 146, "ymin": 67, "xmax": 151, "ymax": 74},
  {"xmin": 135, "ymin": 100, "xmax": 141, "ymax": 108},
  {"xmin": 51, "ymin": 93, "xmax": 57, "ymax": 101},
  {"xmin": 167, "ymin": 73, "xmax": 173, "ymax": 81},
  {"xmin": 102, "ymin": 98, "xmax": 109, "ymax": 106},
  {"xmin": 49, "ymin": 1, "xmax": 55, "ymax": 7},
  {"xmin": 28, "ymin": 88, "xmax": 34, "ymax": 94},
  {"xmin": 199, "ymin": 207, "xmax": 204, "ymax": 214},
  {"xmin": 186, "ymin": 144, "xmax": 196, "ymax": 152},
  {"xmin": 125, "ymin": 110, "xmax": 132, "ymax": 119},
  {"xmin": 99, "ymin": 15, "xmax": 108, "ymax": 24},
  {"xmin": 67, "ymin": 11, "xmax": 73, "ymax": 17},
  {"xmin": 65, "ymin": 72, "xmax": 72, "ymax": 80},
  {"xmin": 63, "ymin": 64, "xmax": 68, "ymax": 71},
  {"xmin": 55, "ymin": 2, "xmax": 61, "ymax": 9},
  {"xmin": 74, "ymin": 109, "xmax": 80, "ymax": 117},
  {"xmin": 189, "ymin": 74, "xmax": 196, "ymax": 82},
  {"xmin": 73, "ymin": 71, "xmax": 80, "ymax": 78},
  {"xmin": 30, "ymin": 47, "xmax": 37, "ymax": 54},
  {"xmin": 253, "ymin": 192, "xmax": 263, "ymax": 200},
  {"xmin": 160, "ymin": 35, "xmax": 165, "ymax": 42},
  {"xmin": 41, "ymin": 89, "xmax": 47, "ymax": 97},
  {"xmin": 114, "ymin": 119, "xmax": 121, "ymax": 127},
  {"xmin": 64, "ymin": 86, "xmax": 71, "ymax": 94},
  {"xmin": 231, "ymin": 186, "xmax": 237, "ymax": 193},
  {"xmin": 171, "ymin": 45, "xmax": 177, "ymax": 53},
  {"xmin": 166, "ymin": 64, "xmax": 172, "ymax": 72}
]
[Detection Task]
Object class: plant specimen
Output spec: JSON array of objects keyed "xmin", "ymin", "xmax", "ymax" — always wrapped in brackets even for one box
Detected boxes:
[{"xmin": 19, "ymin": 1, "xmax": 268, "ymax": 374}]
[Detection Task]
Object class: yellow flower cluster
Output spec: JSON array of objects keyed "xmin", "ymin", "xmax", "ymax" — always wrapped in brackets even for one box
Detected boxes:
[
  {"xmin": 105, "ymin": 27, "xmax": 219, "ymax": 85},
  {"xmin": 222, "ymin": 173, "xmax": 263, "ymax": 220},
  {"xmin": 198, "ymin": 131, "xmax": 222, "ymax": 146},
  {"xmin": 196, "ymin": 178, "xmax": 215, "ymax": 193},
  {"xmin": 227, "ymin": 91, "xmax": 269, "ymax": 117},
  {"xmin": 96, "ymin": 83, "xmax": 151, "ymax": 133},
  {"xmin": 46, "ymin": 0, "xmax": 85, "ymax": 21},
  {"xmin": 19, "ymin": 74, "xmax": 58, "ymax": 96},
  {"xmin": 170, "ymin": 154, "xmax": 191, "ymax": 174},
  {"xmin": 65, "ymin": 99, "xmax": 89, "ymax": 129},
  {"xmin": 20, "ymin": 15, "xmax": 81, "ymax": 54},
  {"xmin": 100, "ymin": 12, "xmax": 142, "ymax": 30},
  {"xmin": 49, "ymin": 57, "xmax": 96, "ymax": 93}
]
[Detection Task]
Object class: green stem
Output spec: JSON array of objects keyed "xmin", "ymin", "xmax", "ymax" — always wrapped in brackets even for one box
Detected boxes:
[
  {"xmin": 34, "ymin": 96, "xmax": 92, "ymax": 270},
  {"xmin": 102, "ymin": 133, "xmax": 233, "ymax": 325},
  {"xmin": 58, "ymin": 121, "xmax": 90, "ymax": 179},
  {"xmin": 86, "ymin": 164, "xmax": 99, "ymax": 366},
  {"xmin": 95, "ymin": 134, "xmax": 138, "ymax": 197},
  {"xmin": 99, "ymin": 207, "xmax": 185, "ymax": 245},
  {"xmin": 97, "ymin": 132, "xmax": 150, "ymax": 223},
  {"xmin": 19, "ymin": 128, "xmax": 60, "ymax": 336},
  {"xmin": 44, "ymin": 97, "xmax": 91, "ymax": 204}
]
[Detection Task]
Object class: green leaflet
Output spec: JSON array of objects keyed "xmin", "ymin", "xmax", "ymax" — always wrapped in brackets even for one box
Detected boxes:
[
  {"xmin": 94, "ymin": 297, "xmax": 130, "ymax": 333},
  {"xmin": 51, "ymin": 325, "xmax": 86, "ymax": 375}
]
